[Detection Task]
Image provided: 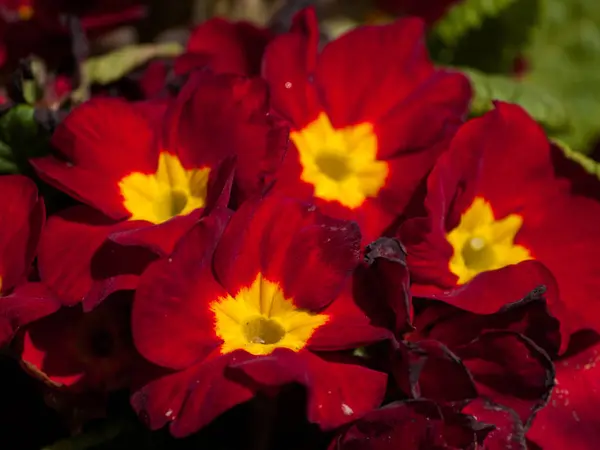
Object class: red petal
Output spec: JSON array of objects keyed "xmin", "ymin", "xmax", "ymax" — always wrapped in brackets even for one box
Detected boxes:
[
  {"xmin": 0, "ymin": 175, "xmax": 44, "ymax": 293},
  {"xmin": 20, "ymin": 292, "xmax": 140, "ymax": 391},
  {"xmin": 362, "ymin": 238, "xmax": 412, "ymax": 335},
  {"xmin": 262, "ymin": 7, "xmax": 321, "ymax": 126},
  {"xmin": 214, "ymin": 195, "xmax": 361, "ymax": 310},
  {"xmin": 0, "ymin": 282, "xmax": 61, "ymax": 346},
  {"xmin": 414, "ymin": 292, "xmax": 561, "ymax": 360},
  {"xmin": 32, "ymin": 98, "xmax": 157, "ymax": 219},
  {"xmin": 308, "ymin": 280, "xmax": 393, "ymax": 351},
  {"xmin": 132, "ymin": 351, "xmax": 254, "ymax": 436},
  {"xmin": 393, "ymin": 340, "xmax": 478, "ymax": 403},
  {"xmin": 455, "ymin": 331, "xmax": 555, "ymax": 427},
  {"xmin": 527, "ymin": 331, "xmax": 600, "ymax": 450},
  {"xmin": 38, "ymin": 205, "xmax": 155, "ymax": 307},
  {"xmin": 232, "ymin": 349, "xmax": 387, "ymax": 430},
  {"xmin": 316, "ymin": 19, "xmax": 463, "ymax": 129},
  {"xmin": 186, "ymin": 18, "xmax": 272, "ymax": 76},
  {"xmin": 462, "ymin": 398, "xmax": 526, "ymax": 450},
  {"xmin": 330, "ymin": 399, "xmax": 488, "ymax": 449},
  {"xmin": 165, "ymin": 71, "xmax": 287, "ymax": 204},
  {"xmin": 132, "ymin": 209, "xmax": 230, "ymax": 370}
]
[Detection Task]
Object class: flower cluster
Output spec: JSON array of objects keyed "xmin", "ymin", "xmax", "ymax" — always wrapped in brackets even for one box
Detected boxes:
[{"xmin": 1, "ymin": 6, "xmax": 599, "ymax": 450}]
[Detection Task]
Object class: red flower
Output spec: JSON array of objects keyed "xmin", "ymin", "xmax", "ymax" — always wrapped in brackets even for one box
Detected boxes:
[
  {"xmin": 175, "ymin": 18, "xmax": 273, "ymax": 77},
  {"xmin": 262, "ymin": 7, "xmax": 471, "ymax": 243},
  {"xmin": 0, "ymin": 175, "xmax": 59, "ymax": 346},
  {"xmin": 399, "ymin": 102, "xmax": 600, "ymax": 340},
  {"xmin": 131, "ymin": 195, "xmax": 393, "ymax": 437},
  {"xmin": 527, "ymin": 331, "xmax": 600, "ymax": 450},
  {"xmin": 32, "ymin": 71, "xmax": 286, "ymax": 307}
]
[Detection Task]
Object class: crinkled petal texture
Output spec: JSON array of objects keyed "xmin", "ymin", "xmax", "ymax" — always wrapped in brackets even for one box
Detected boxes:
[
  {"xmin": 263, "ymin": 7, "xmax": 471, "ymax": 243},
  {"xmin": 0, "ymin": 175, "xmax": 45, "ymax": 294},
  {"xmin": 400, "ymin": 292, "xmax": 559, "ymax": 428},
  {"xmin": 329, "ymin": 399, "xmax": 492, "ymax": 449},
  {"xmin": 182, "ymin": 18, "xmax": 272, "ymax": 76},
  {"xmin": 528, "ymin": 331, "xmax": 600, "ymax": 450},
  {"xmin": 132, "ymin": 195, "xmax": 389, "ymax": 436},
  {"xmin": 399, "ymin": 101, "xmax": 600, "ymax": 338}
]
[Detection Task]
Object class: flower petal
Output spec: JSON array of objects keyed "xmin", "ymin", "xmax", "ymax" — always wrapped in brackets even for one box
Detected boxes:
[
  {"xmin": 32, "ymin": 98, "xmax": 157, "ymax": 219},
  {"xmin": 231, "ymin": 349, "xmax": 387, "ymax": 430},
  {"xmin": 0, "ymin": 175, "xmax": 45, "ymax": 293},
  {"xmin": 132, "ymin": 208, "xmax": 231, "ymax": 370},
  {"xmin": 527, "ymin": 331, "xmax": 600, "ymax": 450},
  {"xmin": 455, "ymin": 331, "xmax": 555, "ymax": 427}
]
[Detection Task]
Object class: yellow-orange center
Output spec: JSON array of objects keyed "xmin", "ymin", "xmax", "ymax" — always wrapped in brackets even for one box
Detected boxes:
[
  {"xmin": 18, "ymin": 5, "xmax": 33, "ymax": 20},
  {"xmin": 290, "ymin": 112, "xmax": 388, "ymax": 209},
  {"xmin": 446, "ymin": 197, "xmax": 532, "ymax": 284},
  {"xmin": 118, "ymin": 152, "xmax": 210, "ymax": 224},
  {"xmin": 211, "ymin": 274, "xmax": 329, "ymax": 356}
]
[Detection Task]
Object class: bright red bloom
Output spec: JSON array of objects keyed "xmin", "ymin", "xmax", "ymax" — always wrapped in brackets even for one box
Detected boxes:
[
  {"xmin": 131, "ymin": 195, "xmax": 393, "ymax": 437},
  {"xmin": 399, "ymin": 102, "xmax": 600, "ymax": 340},
  {"xmin": 528, "ymin": 331, "xmax": 600, "ymax": 450},
  {"xmin": 262, "ymin": 7, "xmax": 471, "ymax": 243},
  {"xmin": 175, "ymin": 18, "xmax": 273, "ymax": 77},
  {"xmin": 0, "ymin": 175, "xmax": 58, "ymax": 346},
  {"xmin": 376, "ymin": 0, "xmax": 462, "ymax": 25},
  {"xmin": 32, "ymin": 71, "xmax": 286, "ymax": 307}
]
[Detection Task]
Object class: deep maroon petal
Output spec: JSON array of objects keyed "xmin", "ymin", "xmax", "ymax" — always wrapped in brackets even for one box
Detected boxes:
[
  {"xmin": 393, "ymin": 339, "xmax": 477, "ymax": 403},
  {"xmin": 330, "ymin": 399, "xmax": 489, "ymax": 450},
  {"xmin": 455, "ymin": 331, "xmax": 555, "ymax": 427},
  {"xmin": 462, "ymin": 398, "xmax": 526, "ymax": 450}
]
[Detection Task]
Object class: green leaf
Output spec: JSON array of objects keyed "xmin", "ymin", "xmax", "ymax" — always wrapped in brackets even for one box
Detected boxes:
[
  {"xmin": 72, "ymin": 42, "xmax": 184, "ymax": 103},
  {"xmin": 433, "ymin": 0, "xmax": 520, "ymax": 46},
  {"xmin": 458, "ymin": 67, "xmax": 570, "ymax": 132},
  {"xmin": 0, "ymin": 105, "xmax": 51, "ymax": 174},
  {"xmin": 553, "ymin": 139, "xmax": 600, "ymax": 179},
  {"xmin": 83, "ymin": 42, "xmax": 184, "ymax": 86},
  {"xmin": 522, "ymin": 0, "xmax": 600, "ymax": 153},
  {"xmin": 429, "ymin": 0, "xmax": 540, "ymax": 74}
]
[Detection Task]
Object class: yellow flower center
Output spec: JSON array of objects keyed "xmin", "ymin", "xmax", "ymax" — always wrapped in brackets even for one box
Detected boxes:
[
  {"xmin": 118, "ymin": 152, "xmax": 210, "ymax": 224},
  {"xmin": 18, "ymin": 5, "xmax": 33, "ymax": 20},
  {"xmin": 446, "ymin": 197, "xmax": 532, "ymax": 284},
  {"xmin": 211, "ymin": 274, "xmax": 329, "ymax": 356},
  {"xmin": 290, "ymin": 112, "xmax": 388, "ymax": 209}
]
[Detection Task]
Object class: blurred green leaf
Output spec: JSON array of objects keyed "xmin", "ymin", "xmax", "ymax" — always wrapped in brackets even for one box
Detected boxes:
[
  {"xmin": 459, "ymin": 67, "xmax": 570, "ymax": 132},
  {"xmin": 553, "ymin": 139, "xmax": 600, "ymax": 179},
  {"xmin": 429, "ymin": 0, "xmax": 539, "ymax": 74},
  {"xmin": 83, "ymin": 42, "xmax": 184, "ymax": 86},
  {"xmin": 523, "ymin": 0, "xmax": 600, "ymax": 153},
  {"xmin": 0, "ymin": 105, "xmax": 50, "ymax": 174},
  {"xmin": 433, "ymin": 0, "xmax": 519, "ymax": 46}
]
